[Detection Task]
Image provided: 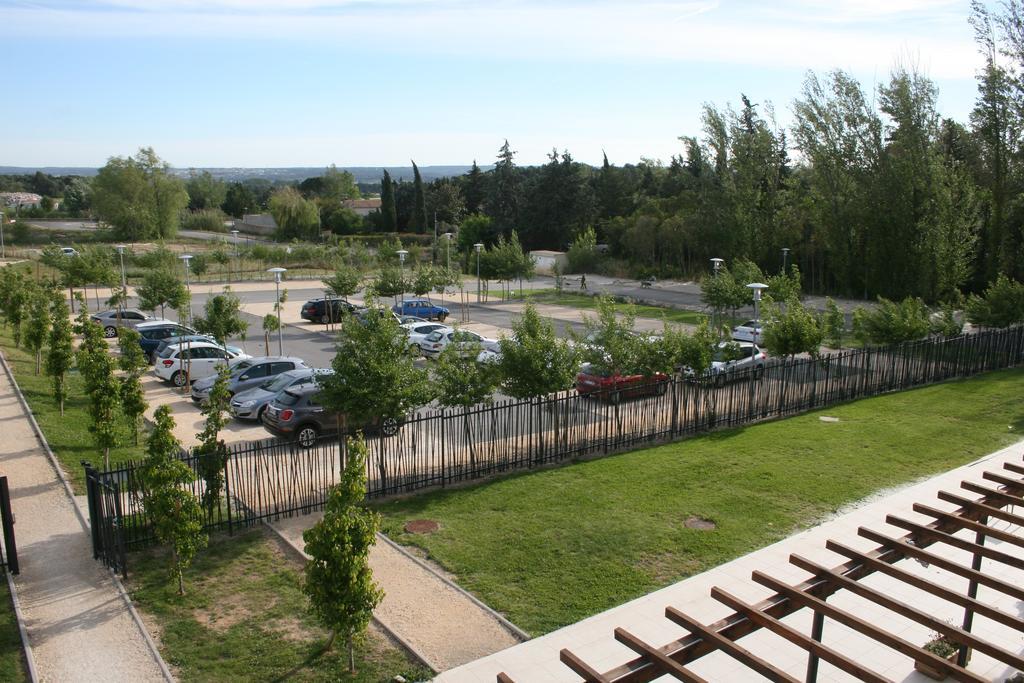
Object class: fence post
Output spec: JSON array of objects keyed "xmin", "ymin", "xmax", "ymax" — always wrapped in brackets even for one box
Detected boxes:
[
  {"xmin": 112, "ymin": 482, "xmax": 128, "ymax": 579},
  {"xmin": 223, "ymin": 446, "xmax": 234, "ymax": 535},
  {"xmin": 0, "ymin": 477, "xmax": 18, "ymax": 575},
  {"xmin": 82, "ymin": 462, "xmax": 102, "ymax": 559}
]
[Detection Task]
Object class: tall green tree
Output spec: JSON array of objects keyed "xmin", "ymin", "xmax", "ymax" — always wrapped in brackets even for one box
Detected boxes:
[
  {"xmin": 193, "ymin": 289, "xmax": 247, "ymax": 350},
  {"xmin": 118, "ymin": 328, "xmax": 149, "ymax": 446},
  {"xmin": 302, "ymin": 436, "xmax": 384, "ymax": 671},
  {"xmin": 379, "ymin": 170, "xmax": 398, "ymax": 232},
  {"xmin": 269, "ymin": 186, "xmax": 320, "ymax": 241},
  {"xmin": 139, "ymin": 406, "xmax": 207, "ymax": 595},
  {"xmin": 222, "ymin": 182, "xmax": 256, "ymax": 218},
  {"xmin": 77, "ymin": 317, "xmax": 123, "ymax": 468},
  {"xmin": 323, "ymin": 263, "xmax": 361, "ymax": 299},
  {"xmin": 497, "ymin": 304, "xmax": 579, "ymax": 399},
  {"xmin": 965, "ymin": 274, "xmax": 1024, "ymax": 327},
  {"xmin": 486, "ymin": 140, "xmax": 521, "ymax": 239},
  {"xmin": 195, "ymin": 366, "xmax": 232, "ymax": 515},
  {"xmin": 22, "ymin": 285, "xmax": 50, "ymax": 374},
  {"xmin": 462, "ymin": 160, "xmax": 487, "ymax": 215},
  {"xmin": 137, "ymin": 268, "xmax": 189, "ymax": 319},
  {"xmin": 410, "ymin": 161, "xmax": 428, "ymax": 234},
  {"xmin": 92, "ymin": 147, "xmax": 189, "ymax": 240},
  {"xmin": 185, "ymin": 170, "xmax": 228, "ymax": 211},
  {"xmin": 45, "ymin": 292, "xmax": 74, "ymax": 416},
  {"xmin": 761, "ymin": 298, "xmax": 824, "ymax": 358}
]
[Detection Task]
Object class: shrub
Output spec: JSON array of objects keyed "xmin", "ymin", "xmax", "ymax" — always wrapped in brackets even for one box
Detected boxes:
[
  {"xmin": 180, "ymin": 208, "xmax": 227, "ymax": 233},
  {"xmin": 856, "ymin": 297, "xmax": 932, "ymax": 345},
  {"xmin": 965, "ymin": 274, "xmax": 1024, "ymax": 328}
]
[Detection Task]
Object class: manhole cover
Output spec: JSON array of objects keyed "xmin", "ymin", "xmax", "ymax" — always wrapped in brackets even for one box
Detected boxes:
[
  {"xmin": 685, "ymin": 516, "xmax": 716, "ymax": 530},
  {"xmin": 404, "ymin": 519, "xmax": 440, "ymax": 534}
]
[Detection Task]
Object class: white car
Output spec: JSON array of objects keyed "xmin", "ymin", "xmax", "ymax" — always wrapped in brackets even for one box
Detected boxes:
[
  {"xmin": 708, "ymin": 341, "xmax": 766, "ymax": 384},
  {"xmin": 153, "ymin": 341, "xmax": 251, "ymax": 387},
  {"xmin": 731, "ymin": 320, "xmax": 763, "ymax": 343},
  {"xmin": 60, "ymin": 247, "xmax": 79, "ymax": 257},
  {"xmin": 420, "ymin": 329, "xmax": 499, "ymax": 360},
  {"xmin": 402, "ymin": 322, "xmax": 452, "ymax": 354}
]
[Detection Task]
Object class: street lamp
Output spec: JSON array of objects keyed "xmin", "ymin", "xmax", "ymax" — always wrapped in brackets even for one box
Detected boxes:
[
  {"xmin": 747, "ymin": 282, "xmax": 768, "ymax": 361},
  {"xmin": 442, "ymin": 232, "xmax": 453, "ymax": 271},
  {"xmin": 115, "ymin": 244, "xmax": 127, "ymax": 321},
  {"xmin": 710, "ymin": 258, "xmax": 724, "ymax": 334},
  {"xmin": 474, "ymin": 243, "xmax": 484, "ymax": 303},
  {"xmin": 231, "ymin": 229, "xmax": 239, "ymax": 281},
  {"xmin": 267, "ymin": 267, "xmax": 287, "ymax": 356},
  {"xmin": 396, "ymin": 249, "xmax": 409, "ymax": 305},
  {"xmin": 781, "ymin": 247, "xmax": 790, "ymax": 274},
  {"xmin": 179, "ymin": 254, "xmax": 193, "ymax": 325}
]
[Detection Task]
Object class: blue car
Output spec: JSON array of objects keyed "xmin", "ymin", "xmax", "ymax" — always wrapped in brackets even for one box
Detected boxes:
[
  {"xmin": 135, "ymin": 321, "xmax": 195, "ymax": 362},
  {"xmin": 391, "ymin": 298, "xmax": 449, "ymax": 322}
]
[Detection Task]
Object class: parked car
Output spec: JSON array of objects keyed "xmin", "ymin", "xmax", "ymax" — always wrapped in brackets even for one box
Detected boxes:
[
  {"xmin": 190, "ymin": 355, "xmax": 309, "ymax": 403},
  {"xmin": 261, "ymin": 384, "xmax": 401, "ymax": 447},
  {"xmin": 575, "ymin": 363, "xmax": 669, "ymax": 402},
  {"xmin": 153, "ymin": 341, "xmax": 251, "ymax": 387},
  {"xmin": 300, "ymin": 297, "xmax": 357, "ymax": 324},
  {"xmin": 90, "ymin": 308, "xmax": 161, "ymax": 338},
  {"xmin": 420, "ymin": 328, "xmax": 499, "ymax": 359},
  {"xmin": 229, "ymin": 367, "xmax": 331, "ymax": 420},
  {"xmin": 134, "ymin": 321, "xmax": 195, "ymax": 362},
  {"xmin": 398, "ymin": 315, "xmax": 428, "ymax": 325},
  {"xmin": 731, "ymin": 320, "xmax": 764, "ymax": 343},
  {"xmin": 60, "ymin": 246, "xmax": 79, "ymax": 257},
  {"xmin": 152, "ymin": 334, "xmax": 244, "ymax": 364},
  {"xmin": 402, "ymin": 322, "xmax": 451, "ymax": 354},
  {"xmin": 391, "ymin": 298, "xmax": 449, "ymax": 322},
  {"xmin": 355, "ymin": 307, "xmax": 402, "ymax": 326},
  {"xmin": 707, "ymin": 341, "xmax": 767, "ymax": 384}
]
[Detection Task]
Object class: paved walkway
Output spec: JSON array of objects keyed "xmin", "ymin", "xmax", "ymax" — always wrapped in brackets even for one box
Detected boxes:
[
  {"xmin": 440, "ymin": 440, "xmax": 1024, "ymax": 682},
  {"xmin": 0, "ymin": 356, "xmax": 168, "ymax": 682},
  {"xmin": 270, "ymin": 514, "xmax": 523, "ymax": 673}
]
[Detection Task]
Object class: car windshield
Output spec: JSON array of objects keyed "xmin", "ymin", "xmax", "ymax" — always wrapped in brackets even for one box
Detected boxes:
[
  {"xmin": 263, "ymin": 373, "xmax": 297, "ymax": 392},
  {"xmin": 230, "ymin": 359, "xmax": 255, "ymax": 375},
  {"xmin": 276, "ymin": 391, "xmax": 302, "ymax": 407}
]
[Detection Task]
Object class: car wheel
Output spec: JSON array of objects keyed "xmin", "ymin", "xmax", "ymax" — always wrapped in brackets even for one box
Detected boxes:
[
  {"xmin": 297, "ymin": 425, "xmax": 319, "ymax": 448},
  {"xmin": 171, "ymin": 371, "xmax": 186, "ymax": 388},
  {"xmin": 103, "ymin": 325, "xmax": 117, "ymax": 338},
  {"xmin": 381, "ymin": 417, "xmax": 400, "ymax": 437},
  {"xmin": 438, "ymin": 313, "xmax": 448, "ymax": 322},
  {"xmin": 256, "ymin": 405, "xmax": 267, "ymax": 422},
  {"xmin": 320, "ymin": 314, "xmax": 330, "ymax": 324}
]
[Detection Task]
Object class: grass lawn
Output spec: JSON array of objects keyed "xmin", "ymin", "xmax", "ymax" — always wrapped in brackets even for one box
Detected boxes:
[
  {"xmin": 0, "ymin": 326, "xmax": 145, "ymax": 493},
  {"xmin": 0, "ymin": 579, "xmax": 28, "ymax": 683},
  {"xmin": 523, "ymin": 288, "xmax": 714, "ymax": 326},
  {"xmin": 378, "ymin": 367, "xmax": 1024, "ymax": 635},
  {"xmin": 128, "ymin": 528, "xmax": 430, "ymax": 683}
]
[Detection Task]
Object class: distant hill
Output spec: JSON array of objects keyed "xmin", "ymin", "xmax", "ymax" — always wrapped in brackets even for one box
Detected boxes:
[{"xmin": 0, "ymin": 165, "xmax": 487, "ymax": 183}]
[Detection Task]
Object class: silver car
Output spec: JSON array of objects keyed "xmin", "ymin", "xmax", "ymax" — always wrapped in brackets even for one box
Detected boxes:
[
  {"xmin": 230, "ymin": 368, "xmax": 331, "ymax": 420},
  {"xmin": 90, "ymin": 308, "xmax": 162, "ymax": 338},
  {"xmin": 190, "ymin": 356, "xmax": 309, "ymax": 404}
]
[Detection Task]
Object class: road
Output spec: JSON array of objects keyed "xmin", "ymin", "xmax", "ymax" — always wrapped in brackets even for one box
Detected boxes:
[{"xmin": 27, "ymin": 219, "xmax": 269, "ymax": 244}]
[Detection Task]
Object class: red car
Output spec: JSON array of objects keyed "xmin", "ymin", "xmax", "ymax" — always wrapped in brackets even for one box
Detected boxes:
[{"xmin": 575, "ymin": 363, "xmax": 669, "ymax": 402}]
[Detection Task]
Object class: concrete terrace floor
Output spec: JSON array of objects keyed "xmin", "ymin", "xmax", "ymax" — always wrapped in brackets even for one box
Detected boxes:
[{"xmin": 439, "ymin": 440, "xmax": 1024, "ymax": 683}]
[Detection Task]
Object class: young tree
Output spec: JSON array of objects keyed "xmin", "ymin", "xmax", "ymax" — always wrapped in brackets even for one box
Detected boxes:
[
  {"xmin": 193, "ymin": 289, "xmax": 247, "ymax": 350},
  {"xmin": 370, "ymin": 266, "xmax": 406, "ymax": 302},
  {"xmin": 118, "ymin": 328, "xmax": 149, "ymax": 445},
  {"xmin": 497, "ymin": 304, "xmax": 579, "ymax": 399},
  {"xmin": 195, "ymin": 366, "xmax": 231, "ymax": 515},
  {"xmin": 965, "ymin": 274, "xmax": 1024, "ymax": 328},
  {"xmin": 22, "ymin": 286, "xmax": 50, "ymax": 374},
  {"xmin": 577, "ymin": 297, "xmax": 640, "ymax": 381},
  {"xmin": 761, "ymin": 298, "xmax": 825, "ymax": 358},
  {"xmin": 77, "ymin": 317, "xmax": 123, "ymax": 468},
  {"xmin": 822, "ymin": 297, "xmax": 845, "ymax": 349},
  {"xmin": 45, "ymin": 292, "xmax": 74, "ymax": 416},
  {"xmin": 302, "ymin": 436, "xmax": 384, "ymax": 672},
  {"xmin": 856, "ymin": 297, "xmax": 932, "ymax": 345},
  {"xmin": 139, "ymin": 406, "xmax": 207, "ymax": 595},
  {"xmin": 434, "ymin": 341, "xmax": 496, "ymax": 466},
  {"xmin": 137, "ymin": 268, "xmax": 188, "ymax": 319},
  {"xmin": 323, "ymin": 263, "xmax": 361, "ymax": 299},
  {"xmin": 411, "ymin": 265, "xmax": 437, "ymax": 299},
  {"xmin": 262, "ymin": 313, "xmax": 279, "ymax": 355},
  {"xmin": 1, "ymin": 270, "xmax": 30, "ymax": 347}
]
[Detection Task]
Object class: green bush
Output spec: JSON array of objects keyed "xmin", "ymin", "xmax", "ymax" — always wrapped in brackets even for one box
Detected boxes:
[
  {"xmin": 566, "ymin": 226, "xmax": 602, "ymax": 274},
  {"xmin": 965, "ymin": 275, "xmax": 1024, "ymax": 328},
  {"xmin": 180, "ymin": 209, "xmax": 227, "ymax": 233},
  {"xmin": 855, "ymin": 296, "xmax": 932, "ymax": 345}
]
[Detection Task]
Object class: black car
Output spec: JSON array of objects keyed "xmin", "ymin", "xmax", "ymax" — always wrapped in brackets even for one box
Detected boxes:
[
  {"xmin": 300, "ymin": 298, "xmax": 357, "ymax": 324},
  {"xmin": 261, "ymin": 384, "xmax": 401, "ymax": 447}
]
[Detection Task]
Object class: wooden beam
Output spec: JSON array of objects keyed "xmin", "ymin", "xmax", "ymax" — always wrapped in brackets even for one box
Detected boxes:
[
  {"xmin": 885, "ymin": 515, "xmax": 1024, "ymax": 570},
  {"xmin": 982, "ymin": 470, "xmax": 1024, "ymax": 491},
  {"xmin": 497, "ymin": 674, "xmax": 516, "ymax": 683},
  {"xmin": 858, "ymin": 527, "xmax": 1024, "ymax": 602},
  {"xmin": 560, "ymin": 648, "xmax": 611, "ymax": 683},
  {"xmin": 912, "ymin": 502, "xmax": 1024, "ymax": 550},
  {"xmin": 614, "ymin": 627, "xmax": 709, "ymax": 683},
  {"xmin": 960, "ymin": 481, "xmax": 1022, "ymax": 508},
  {"xmin": 710, "ymin": 587, "xmax": 888, "ymax": 683},
  {"xmin": 751, "ymin": 570, "xmax": 986, "ymax": 683},
  {"xmin": 1004, "ymin": 462, "xmax": 1024, "ymax": 476},
  {"xmin": 936, "ymin": 490, "xmax": 1024, "ymax": 527},
  {"xmin": 825, "ymin": 539, "xmax": 1024, "ymax": 633},
  {"xmin": 664, "ymin": 606, "xmax": 800, "ymax": 683},
  {"xmin": 789, "ymin": 554, "xmax": 1024, "ymax": 671}
]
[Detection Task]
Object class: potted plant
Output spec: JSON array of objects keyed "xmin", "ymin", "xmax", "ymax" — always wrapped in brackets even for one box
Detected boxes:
[{"xmin": 915, "ymin": 630, "xmax": 969, "ymax": 680}]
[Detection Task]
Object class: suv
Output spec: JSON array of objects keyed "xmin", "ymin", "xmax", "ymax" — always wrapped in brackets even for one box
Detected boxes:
[
  {"xmin": 190, "ymin": 356, "xmax": 309, "ymax": 404},
  {"xmin": 153, "ymin": 341, "xmax": 250, "ymax": 387},
  {"xmin": 90, "ymin": 308, "xmax": 161, "ymax": 338},
  {"xmin": 135, "ymin": 321, "xmax": 195, "ymax": 362},
  {"xmin": 392, "ymin": 298, "xmax": 449, "ymax": 322},
  {"xmin": 229, "ymin": 368, "xmax": 330, "ymax": 420},
  {"xmin": 153, "ymin": 334, "xmax": 245, "ymax": 364},
  {"xmin": 262, "ymin": 384, "xmax": 401, "ymax": 447},
  {"xmin": 300, "ymin": 298, "xmax": 357, "ymax": 324}
]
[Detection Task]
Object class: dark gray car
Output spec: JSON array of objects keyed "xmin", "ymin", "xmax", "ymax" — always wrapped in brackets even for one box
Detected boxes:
[
  {"xmin": 229, "ymin": 368, "xmax": 331, "ymax": 420},
  {"xmin": 261, "ymin": 384, "xmax": 401, "ymax": 447},
  {"xmin": 190, "ymin": 356, "xmax": 308, "ymax": 403},
  {"xmin": 90, "ymin": 308, "xmax": 162, "ymax": 338}
]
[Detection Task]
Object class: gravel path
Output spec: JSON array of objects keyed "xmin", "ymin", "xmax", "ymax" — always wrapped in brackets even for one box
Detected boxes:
[
  {"xmin": 0, "ymin": 358, "xmax": 169, "ymax": 682},
  {"xmin": 271, "ymin": 514, "xmax": 523, "ymax": 673}
]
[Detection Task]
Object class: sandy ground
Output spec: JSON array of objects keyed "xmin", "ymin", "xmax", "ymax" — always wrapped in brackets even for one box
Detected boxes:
[
  {"xmin": 0, "ymin": 357, "xmax": 167, "ymax": 682},
  {"xmin": 271, "ymin": 514, "xmax": 522, "ymax": 674}
]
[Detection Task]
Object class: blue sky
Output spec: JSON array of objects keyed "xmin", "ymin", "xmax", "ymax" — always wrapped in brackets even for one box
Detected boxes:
[{"xmin": 0, "ymin": 0, "xmax": 987, "ymax": 168}]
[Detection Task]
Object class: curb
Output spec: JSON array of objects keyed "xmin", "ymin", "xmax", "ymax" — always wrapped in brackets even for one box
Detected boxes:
[
  {"xmin": 262, "ymin": 521, "xmax": 440, "ymax": 675},
  {"xmin": 0, "ymin": 349, "xmax": 176, "ymax": 683},
  {"xmin": 374, "ymin": 533, "xmax": 531, "ymax": 642},
  {"xmin": 5, "ymin": 569, "xmax": 38, "ymax": 682}
]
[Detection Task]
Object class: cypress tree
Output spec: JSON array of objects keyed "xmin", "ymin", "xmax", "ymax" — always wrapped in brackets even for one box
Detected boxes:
[
  {"xmin": 411, "ymin": 160, "xmax": 428, "ymax": 234},
  {"xmin": 380, "ymin": 170, "xmax": 397, "ymax": 232}
]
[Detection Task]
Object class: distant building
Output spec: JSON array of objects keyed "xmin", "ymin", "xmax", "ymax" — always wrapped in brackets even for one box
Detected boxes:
[
  {"xmin": 0, "ymin": 192, "xmax": 43, "ymax": 208},
  {"xmin": 529, "ymin": 250, "xmax": 568, "ymax": 276},
  {"xmin": 236, "ymin": 213, "xmax": 278, "ymax": 236},
  {"xmin": 342, "ymin": 198, "xmax": 382, "ymax": 216}
]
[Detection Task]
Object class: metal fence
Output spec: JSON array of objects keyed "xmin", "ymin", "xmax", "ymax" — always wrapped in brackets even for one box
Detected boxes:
[{"xmin": 85, "ymin": 325, "xmax": 1024, "ymax": 559}]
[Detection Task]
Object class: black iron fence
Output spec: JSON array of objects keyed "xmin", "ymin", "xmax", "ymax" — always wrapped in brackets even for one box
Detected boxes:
[
  {"xmin": 0, "ymin": 477, "xmax": 18, "ymax": 576},
  {"xmin": 85, "ymin": 326, "xmax": 1024, "ymax": 556}
]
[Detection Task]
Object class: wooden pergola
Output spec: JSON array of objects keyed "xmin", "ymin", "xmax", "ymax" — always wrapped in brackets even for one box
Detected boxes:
[{"xmin": 498, "ymin": 457, "xmax": 1024, "ymax": 682}]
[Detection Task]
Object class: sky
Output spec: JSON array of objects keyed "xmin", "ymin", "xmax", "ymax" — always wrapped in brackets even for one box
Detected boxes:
[{"xmin": 0, "ymin": 0, "xmax": 991, "ymax": 168}]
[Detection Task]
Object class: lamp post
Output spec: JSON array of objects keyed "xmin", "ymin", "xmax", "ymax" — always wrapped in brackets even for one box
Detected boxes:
[
  {"xmin": 443, "ymin": 232, "xmax": 453, "ymax": 271},
  {"xmin": 267, "ymin": 267, "xmax": 287, "ymax": 356},
  {"xmin": 710, "ymin": 257, "xmax": 724, "ymax": 334},
  {"xmin": 179, "ymin": 254, "xmax": 193, "ymax": 325},
  {"xmin": 180, "ymin": 254, "xmax": 194, "ymax": 391},
  {"xmin": 781, "ymin": 247, "xmax": 790, "ymax": 274},
  {"xmin": 115, "ymin": 244, "xmax": 127, "ymax": 322},
  {"xmin": 396, "ymin": 249, "xmax": 408, "ymax": 305},
  {"xmin": 231, "ymin": 229, "xmax": 239, "ymax": 281},
  {"xmin": 747, "ymin": 282, "xmax": 768, "ymax": 361},
  {"xmin": 474, "ymin": 243, "xmax": 484, "ymax": 303}
]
